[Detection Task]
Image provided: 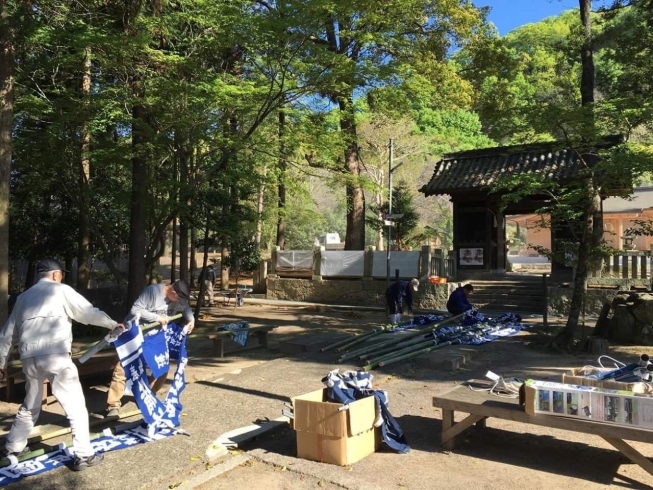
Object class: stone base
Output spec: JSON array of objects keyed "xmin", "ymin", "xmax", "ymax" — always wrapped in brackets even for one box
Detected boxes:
[{"xmin": 609, "ymin": 292, "xmax": 653, "ymax": 345}]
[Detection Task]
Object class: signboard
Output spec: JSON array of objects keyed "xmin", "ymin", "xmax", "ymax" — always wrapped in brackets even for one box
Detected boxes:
[{"xmin": 460, "ymin": 248, "xmax": 484, "ymax": 266}]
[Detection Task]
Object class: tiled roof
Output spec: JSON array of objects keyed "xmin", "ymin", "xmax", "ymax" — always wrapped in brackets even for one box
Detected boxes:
[
  {"xmin": 603, "ymin": 186, "xmax": 653, "ymax": 214},
  {"xmin": 419, "ymin": 137, "xmax": 624, "ymax": 196}
]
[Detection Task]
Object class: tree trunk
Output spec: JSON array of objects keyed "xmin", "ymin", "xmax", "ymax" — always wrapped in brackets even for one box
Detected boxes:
[
  {"xmin": 126, "ymin": 99, "xmax": 149, "ymax": 306},
  {"xmin": 579, "ymin": 0, "xmax": 595, "ymax": 107},
  {"xmin": 255, "ymin": 165, "xmax": 266, "ymax": 247},
  {"xmin": 557, "ymin": 0, "xmax": 598, "ymax": 350},
  {"xmin": 190, "ymin": 225, "xmax": 197, "ymax": 287},
  {"xmin": 220, "ymin": 233, "xmax": 229, "ymax": 289},
  {"xmin": 338, "ymin": 95, "xmax": 365, "ymax": 250},
  {"xmin": 194, "ymin": 217, "xmax": 211, "ymax": 318},
  {"xmin": 178, "ymin": 144, "xmax": 189, "ymax": 283},
  {"xmin": 0, "ymin": 10, "xmax": 15, "ymax": 322},
  {"xmin": 276, "ymin": 108, "xmax": 286, "ymax": 249},
  {"xmin": 171, "ymin": 218, "xmax": 177, "ymax": 281},
  {"xmin": 179, "ymin": 220, "xmax": 188, "ymax": 282},
  {"xmin": 77, "ymin": 46, "xmax": 92, "ymax": 291}
]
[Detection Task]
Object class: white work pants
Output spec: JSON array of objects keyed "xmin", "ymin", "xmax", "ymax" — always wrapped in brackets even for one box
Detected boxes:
[{"xmin": 5, "ymin": 354, "xmax": 94, "ymax": 457}]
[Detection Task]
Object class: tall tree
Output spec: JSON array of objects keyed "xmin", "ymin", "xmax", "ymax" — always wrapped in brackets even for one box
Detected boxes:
[
  {"xmin": 0, "ymin": 1, "xmax": 15, "ymax": 320},
  {"xmin": 556, "ymin": 0, "xmax": 601, "ymax": 348},
  {"xmin": 278, "ymin": 0, "xmax": 488, "ymax": 250}
]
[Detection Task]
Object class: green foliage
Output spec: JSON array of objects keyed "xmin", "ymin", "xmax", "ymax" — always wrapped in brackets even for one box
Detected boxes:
[
  {"xmin": 223, "ymin": 236, "xmax": 262, "ymax": 273},
  {"xmin": 367, "ymin": 180, "xmax": 420, "ymax": 250}
]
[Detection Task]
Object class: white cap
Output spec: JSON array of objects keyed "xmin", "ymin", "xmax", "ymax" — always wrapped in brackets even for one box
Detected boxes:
[{"xmin": 411, "ymin": 278, "xmax": 419, "ymax": 291}]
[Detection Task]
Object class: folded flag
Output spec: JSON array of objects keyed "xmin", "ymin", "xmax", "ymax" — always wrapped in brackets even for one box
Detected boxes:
[
  {"xmin": 217, "ymin": 321, "xmax": 250, "ymax": 347},
  {"xmin": 114, "ymin": 320, "xmax": 188, "ymax": 436}
]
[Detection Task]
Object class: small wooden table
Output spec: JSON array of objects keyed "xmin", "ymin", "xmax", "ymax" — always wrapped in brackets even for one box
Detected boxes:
[{"xmin": 432, "ymin": 380, "xmax": 653, "ymax": 477}]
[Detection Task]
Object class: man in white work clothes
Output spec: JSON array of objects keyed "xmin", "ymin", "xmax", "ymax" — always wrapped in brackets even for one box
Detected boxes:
[
  {"xmin": 0, "ymin": 259, "xmax": 124, "ymax": 470},
  {"xmin": 105, "ymin": 280, "xmax": 194, "ymax": 417}
]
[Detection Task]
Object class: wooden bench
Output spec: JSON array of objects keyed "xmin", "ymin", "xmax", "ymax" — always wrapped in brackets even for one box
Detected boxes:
[
  {"xmin": 206, "ymin": 325, "xmax": 276, "ymax": 358},
  {"xmin": 432, "ymin": 380, "xmax": 653, "ymax": 477},
  {"xmin": 3, "ymin": 351, "xmax": 119, "ymax": 405}
]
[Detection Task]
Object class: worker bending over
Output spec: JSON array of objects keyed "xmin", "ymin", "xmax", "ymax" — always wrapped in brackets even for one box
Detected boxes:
[
  {"xmin": 105, "ymin": 280, "xmax": 194, "ymax": 417},
  {"xmin": 385, "ymin": 278, "xmax": 419, "ymax": 324},
  {"xmin": 446, "ymin": 283, "xmax": 474, "ymax": 315}
]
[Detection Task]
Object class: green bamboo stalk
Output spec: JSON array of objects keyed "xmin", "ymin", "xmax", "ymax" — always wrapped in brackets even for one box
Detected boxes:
[
  {"xmin": 359, "ymin": 335, "xmax": 434, "ymax": 361},
  {"xmin": 378, "ymin": 340, "xmax": 459, "ymax": 368},
  {"xmin": 337, "ymin": 337, "xmax": 400, "ymax": 363},
  {"xmin": 320, "ymin": 323, "xmax": 393, "ymax": 353},
  {"xmin": 339, "ymin": 312, "xmax": 466, "ymax": 363},
  {"xmin": 333, "ymin": 327, "xmax": 388, "ymax": 353},
  {"xmin": 0, "ymin": 448, "xmax": 47, "ymax": 468},
  {"xmin": 0, "ymin": 414, "xmax": 145, "ymax": 468},
  {"xmin": 76, "ymin": 313, "xmax": 184, "ymax": 359},
  {"xmin": 366, "ymin": 339, "xmax": 437, "ymax": 366}
]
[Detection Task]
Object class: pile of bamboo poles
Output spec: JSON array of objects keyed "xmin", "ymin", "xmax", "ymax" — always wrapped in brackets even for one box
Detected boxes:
[{"xmin": 321, "ymin": 312, "xmax": 475, "ymax": 371}]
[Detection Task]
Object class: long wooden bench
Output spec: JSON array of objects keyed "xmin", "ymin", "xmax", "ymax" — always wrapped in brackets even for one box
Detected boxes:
[
  {"xmin": 432, "ymin": 379, "xmax": 653, "ymax": 478},
  {"xmin": 206, "ymin": 325, "xmax": 276, "ymax": 358},
  {"xmin": 3, "ymin": 351, "xmax": 119, "ymax": 404}
]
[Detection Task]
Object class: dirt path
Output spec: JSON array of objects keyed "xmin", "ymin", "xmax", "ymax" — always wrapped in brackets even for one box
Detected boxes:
[{"xmin": 1, "ymin": 303, "xmax": 652, "ymax": 490}]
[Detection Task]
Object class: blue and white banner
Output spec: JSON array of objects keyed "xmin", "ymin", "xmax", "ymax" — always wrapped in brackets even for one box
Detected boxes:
[
  {"xmin": 217, "ymin": 321, "xmax": 250, "ymax": 347},
  {"xmin": 0, "ymin": 425, "xmax": 174, "ymax": 487},
  {"xmin": 114, "ymin": 320, "xmax": 188, "ymax": 436}
]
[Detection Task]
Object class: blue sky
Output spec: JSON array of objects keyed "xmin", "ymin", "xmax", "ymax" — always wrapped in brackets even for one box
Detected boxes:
[{"xmin": 478, "ymin": 0, "xmax": 579, "ymax": 35}]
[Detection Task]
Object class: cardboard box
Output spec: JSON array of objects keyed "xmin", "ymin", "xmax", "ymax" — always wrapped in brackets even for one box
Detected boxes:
[
  {"xmin": 291, "ymin": 388, "xmax": 380, "ymax": 465},
  {"xmin": 561, "ymin": 367, "xmax": 653, "ymax": 394},
  {"xmin": 522, "ymin": 379, "xmax": 653, "ymax": 429}
]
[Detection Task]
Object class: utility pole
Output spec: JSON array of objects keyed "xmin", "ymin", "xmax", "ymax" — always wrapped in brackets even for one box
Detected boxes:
[
  {"xmin": 386, "ymin": 139, "xmax": 393, "ymax": 288},
  {"xmin": 386, "ymin": 139, "xmax": 405, "ymax": 288}
]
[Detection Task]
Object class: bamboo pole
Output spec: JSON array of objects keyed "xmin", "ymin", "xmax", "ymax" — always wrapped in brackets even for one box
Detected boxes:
[
  {"xmin": 0, "ymin": 448, "xmax": 47, "ymax": 468},
  {"xmin": 320, "ymin": 326, "xmax": 386, "ymax": 353},
  {"xmin": 378, "ymin": 340, "xmax": 460, "ymax": 368},
  {"xmin": 0, "ymin": 411, "xmax": 143, "ymax": 468},
  {"xmin": 333, "ymin": 327, "xmax": 387, "ymax": 353},
  {"xmin": 365, "ymin": 339, "xmax": 437, "ymax": 366},
  {"xmin": 4, "ymin": 314, "xmax": 185, "ymax": 372},
  {"xmin": 337, "ymin": 312, "xmax": 466, "ymax": 363},
  {"xmin": 359, "ymin": 335, "xmax": 435, "ymax": 361},
  {"xmin": 0, "ymin": 409, "xmax": 142, "ymax": 446},
  {"xmin": 336, "ymin": 337, "xmax": 399, "ymax": 362},
  {"xmin": 76, "ymin": 313, "xmax": 184, "ymax": 360}
]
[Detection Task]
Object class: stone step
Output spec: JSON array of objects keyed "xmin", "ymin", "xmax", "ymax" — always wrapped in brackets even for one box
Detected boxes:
[
  {"xmin": 473, "ymin": 292, "xmax": 544, "ymax": 300},
  {"xmin": 472, "ymin": 283, "xmax": 544, "ymax": 289},
  {"xmin": 478, "ymin": 303, "xmax": 543, "ymax": 312}
]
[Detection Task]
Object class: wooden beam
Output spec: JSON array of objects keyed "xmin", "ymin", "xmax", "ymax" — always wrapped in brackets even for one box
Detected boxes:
[
  {"xmin": 603, "ymin": 436, "xmax": 653, "ymax": 477},
  {"xmin": 441, "ymin": 409, "xmax": 455, "ymax": 451},
  {"xmin": 441, "ymin": 413, "xmax": 486, "ymax": 444}
]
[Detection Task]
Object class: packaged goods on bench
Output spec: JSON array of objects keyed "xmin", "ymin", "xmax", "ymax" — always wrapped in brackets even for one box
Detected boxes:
[
  {"xmin": 521, "ymin": 379, "xmax": 653, "ymax": 429},
  {"xmin": 561, "ymin": 354, "xmax": 653, "ymax": 394}
]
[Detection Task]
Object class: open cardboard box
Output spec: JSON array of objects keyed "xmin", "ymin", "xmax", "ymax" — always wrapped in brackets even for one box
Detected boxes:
[{"xmin": 291, "ymin": 388, "xmax": 380, "ymax": 466}]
